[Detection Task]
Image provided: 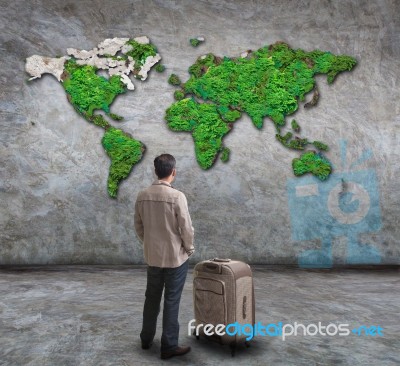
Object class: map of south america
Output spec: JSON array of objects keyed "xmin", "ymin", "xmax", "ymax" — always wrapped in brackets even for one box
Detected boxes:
[{"xmin": 25, "ymin": 37, "xmax": 161, "ymax": 198}]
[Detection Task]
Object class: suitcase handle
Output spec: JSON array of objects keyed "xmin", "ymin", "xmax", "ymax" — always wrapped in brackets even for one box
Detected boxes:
[
  {"xmin": 203, "ymin": 262, "xmax": 221, "ymax": 273},
  {"xmin": 212, "ymin": 258, "xmax": 231, "ymax": 262}
]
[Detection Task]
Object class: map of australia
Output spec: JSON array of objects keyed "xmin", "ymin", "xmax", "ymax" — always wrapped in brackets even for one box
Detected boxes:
[
  {"xmin": 166, "ymin": 42, "xmax": 356, "ymax": 180},
  {"xmin": 25, "ymin": 37, "xmax": 161, "ymax": 198}
]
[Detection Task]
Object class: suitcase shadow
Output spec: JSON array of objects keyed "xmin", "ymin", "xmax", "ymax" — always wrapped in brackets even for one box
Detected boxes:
[{"xmin": 189, "ymin": 335, "xmax": 269, "ymax": 358}]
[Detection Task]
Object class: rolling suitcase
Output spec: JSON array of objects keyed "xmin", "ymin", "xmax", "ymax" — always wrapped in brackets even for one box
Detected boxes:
[{"xmin": 192, "ymin": 258, "xmax": 255, "ymax": 356}]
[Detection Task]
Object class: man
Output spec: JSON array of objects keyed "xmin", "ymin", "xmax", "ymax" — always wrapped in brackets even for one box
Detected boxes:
[{"xmin": 134, "ymin": 154, "xmax": 195, "ymax": 360}]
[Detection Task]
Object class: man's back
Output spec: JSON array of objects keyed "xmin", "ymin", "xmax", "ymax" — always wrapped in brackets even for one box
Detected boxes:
[{"xmin": 134, "ymin": 180, "xmax": 194, "ymax": 268}]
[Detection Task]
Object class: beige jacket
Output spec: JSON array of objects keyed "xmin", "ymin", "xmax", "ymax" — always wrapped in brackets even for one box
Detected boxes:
[{"xmin": 134, "ymin": 180, "xmax": 195, "ymax": 268}]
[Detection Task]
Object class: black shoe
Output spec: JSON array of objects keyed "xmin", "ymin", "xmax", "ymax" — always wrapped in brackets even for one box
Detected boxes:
[
  {"xmin": 142, "ymin": 341, "xmax": 153, "ymax": 350},
  {"xmin": 161, "ymin": 345, "xmax": 191, "ymax": 359}
]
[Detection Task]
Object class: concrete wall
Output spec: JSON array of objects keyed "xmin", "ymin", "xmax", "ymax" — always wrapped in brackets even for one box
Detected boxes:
[{"xmin": 1, "ymin": 0, "xmax": 399, "ymax": 265}]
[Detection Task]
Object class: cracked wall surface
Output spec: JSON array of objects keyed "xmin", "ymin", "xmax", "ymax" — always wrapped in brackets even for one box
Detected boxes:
[{"xmin": 0, "ymin": 0, "xmax": 399, "ymax": 265}]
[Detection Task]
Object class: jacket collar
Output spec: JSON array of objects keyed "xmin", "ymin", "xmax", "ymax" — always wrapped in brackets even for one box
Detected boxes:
[{"xmin": 152, "ymin": 179, "xmax": 172, "ymax": 188}]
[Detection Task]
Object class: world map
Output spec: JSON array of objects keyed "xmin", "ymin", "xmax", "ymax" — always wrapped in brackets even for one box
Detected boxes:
[{"xmin": 25, "ymin": 37, "xmax": 356, "ymax": 198}]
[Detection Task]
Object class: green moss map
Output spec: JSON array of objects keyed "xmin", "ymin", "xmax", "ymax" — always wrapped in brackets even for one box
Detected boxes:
[
  {"xmin": 166, "ymin": 42, "xmax": 357, "ymax": 180},
  {"xmin": 26, "ymin": 39, "xmax": 357, "ymax": 198},
  {"xmin": 25, "ymin": 37, "xmax": 161, "ymax": 198}
]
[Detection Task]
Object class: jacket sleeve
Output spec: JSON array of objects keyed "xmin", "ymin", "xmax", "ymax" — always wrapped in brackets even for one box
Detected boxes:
[
  {"xmin": 176, "ymin": 193, "xmax": 195, "ymax": 255},
  {"xmin": 134, "ymin": 199, "xmax": 144, "ymax": 243}
]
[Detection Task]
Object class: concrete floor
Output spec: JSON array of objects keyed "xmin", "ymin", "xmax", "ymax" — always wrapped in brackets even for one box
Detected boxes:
[{"xmin": 0, "ymin": 266, "xmax": 399, "ymax": 366}]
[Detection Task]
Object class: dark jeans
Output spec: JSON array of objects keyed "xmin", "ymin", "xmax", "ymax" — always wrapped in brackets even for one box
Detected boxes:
[{"xmin": 140, "ymin": 259, "xmax": 189, "ymax": 353}]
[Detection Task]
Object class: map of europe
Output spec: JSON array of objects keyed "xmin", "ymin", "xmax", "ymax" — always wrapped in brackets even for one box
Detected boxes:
[{"xmin": 25, "ymin": 37, "xmax": 356, "ymax": 198}]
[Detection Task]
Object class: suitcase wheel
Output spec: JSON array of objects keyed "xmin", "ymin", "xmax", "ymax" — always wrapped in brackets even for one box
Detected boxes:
[{"xmin": 245, "ymin": 341, "xmax": 251, "ymax": 348}]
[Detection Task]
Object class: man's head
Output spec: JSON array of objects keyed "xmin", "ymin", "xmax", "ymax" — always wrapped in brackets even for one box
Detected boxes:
[{"xmin": 154, "ymin": 154, "xmax": 176, "ymax": 181}]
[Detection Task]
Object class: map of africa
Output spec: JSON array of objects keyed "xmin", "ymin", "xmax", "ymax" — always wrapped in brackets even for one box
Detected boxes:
[{"xmin": 25, "ymin": 38, "xmax": 356, "ymax": 198}]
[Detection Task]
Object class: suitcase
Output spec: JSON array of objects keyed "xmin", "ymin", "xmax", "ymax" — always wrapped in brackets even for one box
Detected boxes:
[{"xmin": 192, "ymin": 258, "xmax": 255, "ymax": 356}]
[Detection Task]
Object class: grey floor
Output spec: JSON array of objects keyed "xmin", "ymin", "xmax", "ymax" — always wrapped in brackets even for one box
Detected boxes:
[{"xmin": 0, "ymin": 266, "xmax": 399, "ymax": 366}]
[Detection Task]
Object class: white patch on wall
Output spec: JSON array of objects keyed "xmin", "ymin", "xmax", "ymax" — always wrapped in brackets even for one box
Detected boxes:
[{"xmin": 295, "ymin": 184, "xmax": 319, "ymax": 197}]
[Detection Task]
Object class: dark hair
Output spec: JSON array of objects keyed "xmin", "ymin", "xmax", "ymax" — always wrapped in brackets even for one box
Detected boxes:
[{"xmin": 154, "ymin": 154, "xmax": 176, "ymax": 179}]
